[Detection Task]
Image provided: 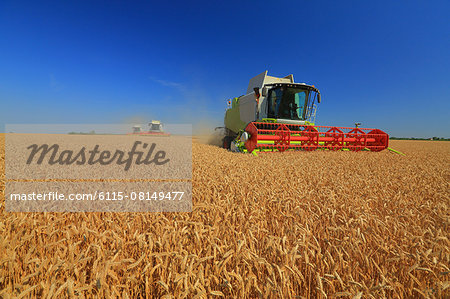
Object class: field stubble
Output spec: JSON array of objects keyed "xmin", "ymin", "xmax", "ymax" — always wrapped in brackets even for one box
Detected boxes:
[{"xmin": 0, "ymin": 134, "xmax": 449, "ymax": 298}]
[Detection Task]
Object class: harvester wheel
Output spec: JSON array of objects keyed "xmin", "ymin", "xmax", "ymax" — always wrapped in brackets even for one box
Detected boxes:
[{"xmin": 222, "ymin": 136, "xmax": 234, "ymax": 150}]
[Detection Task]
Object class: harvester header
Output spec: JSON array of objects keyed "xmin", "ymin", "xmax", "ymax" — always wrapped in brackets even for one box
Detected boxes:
[{"xmin": 221, "ymin": 71, "xmax": 389, "ymax": 153}]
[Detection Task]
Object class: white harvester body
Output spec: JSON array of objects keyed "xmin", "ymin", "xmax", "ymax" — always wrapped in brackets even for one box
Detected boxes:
[
  {"xmin": 148, "ymin": 120, "xmax": 164, "ymax": 132},
  {"xmin": 224, "ymin": 70, "xmax": 321, "ymax": 135}
]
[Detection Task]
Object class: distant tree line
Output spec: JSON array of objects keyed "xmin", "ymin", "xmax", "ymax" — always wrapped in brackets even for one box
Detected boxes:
[{"xmin": 68, "ymin": 131, "xmax": 96, "ymax": 135}]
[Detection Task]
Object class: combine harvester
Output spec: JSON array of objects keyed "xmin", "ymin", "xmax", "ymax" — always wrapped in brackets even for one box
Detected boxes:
[
  {"xmin": 220, "ymin": 71, "xmax": 398, "ymax": 154},
  {"xmin": 128, "ymin": 120, "xmax": 171, "ymax": 136}
]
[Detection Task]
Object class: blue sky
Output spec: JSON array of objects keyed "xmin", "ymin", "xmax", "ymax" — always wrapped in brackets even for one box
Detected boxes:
[{"xmin": 0, "ymin": 0, "xmax": 449, "ymax": 137}]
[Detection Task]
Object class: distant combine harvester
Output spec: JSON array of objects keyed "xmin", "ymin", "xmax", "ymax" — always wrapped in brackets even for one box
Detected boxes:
[{"xmin": 128, "ymin": 120, "xmax": 171, "ymax": 136}]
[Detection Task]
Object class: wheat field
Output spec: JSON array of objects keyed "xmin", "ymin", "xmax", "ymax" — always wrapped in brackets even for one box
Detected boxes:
[{"xmin": 0, "ymin": 134, "xmax": 448, "ymax": 298}]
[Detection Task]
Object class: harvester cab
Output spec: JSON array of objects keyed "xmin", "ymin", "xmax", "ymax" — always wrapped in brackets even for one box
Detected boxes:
[
  {"xmin": 149, "ymin": 120, "xmax": 163, "ymax": 133},
  {"xmin": 224, "ymin": 71, "xmax": 320, "ymax": 135},
  {"xmin": 132, "ymin": 125, "xmax": 142, "ymax": 134},
  {"xmin": 223, "ymin": 71, "xmax": 389, "ymax": 153}
]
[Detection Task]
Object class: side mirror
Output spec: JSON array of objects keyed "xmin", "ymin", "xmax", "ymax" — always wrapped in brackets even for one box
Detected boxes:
[
  {"xmin": 253, "ymin": 87, "xmax": 261, "ymax": 99},
  {"xmin": 262, "ymin": 87, "xmax": 267, "ymax": 97},
  {"xmin": 317, "ymin": 93, "xmax": 321, "ymax": 103}
]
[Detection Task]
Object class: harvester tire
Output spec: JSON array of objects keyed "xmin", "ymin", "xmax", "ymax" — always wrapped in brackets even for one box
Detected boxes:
[{"xmin": 222, "ymin": 136, "xmax": 234, "ymax": 150}]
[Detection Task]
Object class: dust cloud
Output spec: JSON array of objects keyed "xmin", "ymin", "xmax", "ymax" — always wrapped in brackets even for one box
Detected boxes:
[{"xmin": 192, "ymin": 121, "xmax": 223, "ymax": 147}]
